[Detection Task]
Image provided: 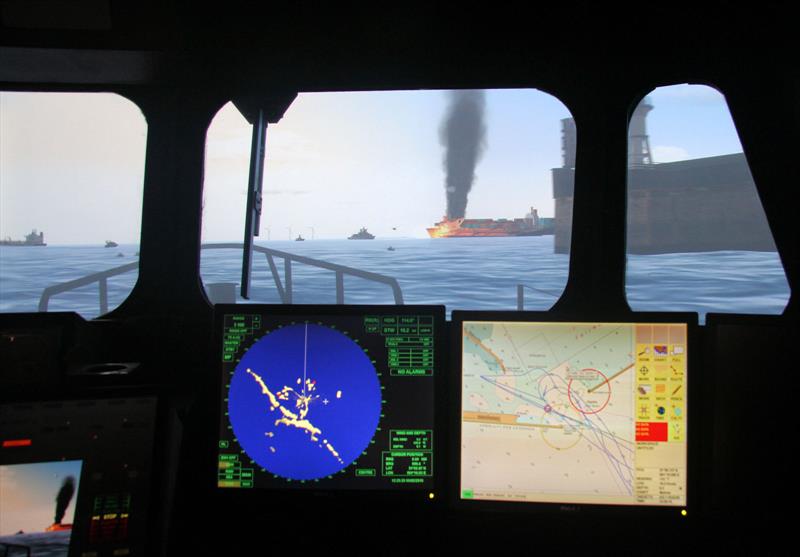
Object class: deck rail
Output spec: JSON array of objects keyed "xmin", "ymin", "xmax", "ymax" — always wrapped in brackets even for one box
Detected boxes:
[
  {"xmin": 516, "ymin": 283, "xmax": 561, "ymax": 310},
  {"xmin": 38, "ymin": 261, "xmax": 139, "ymax": 313},
  {"xmin": 38, "ymin": 243, "xmax": 404, "ymax": 313},
  {"xmin": 203, "ymin": 243, "xmax": 403, "ymax": 304}
]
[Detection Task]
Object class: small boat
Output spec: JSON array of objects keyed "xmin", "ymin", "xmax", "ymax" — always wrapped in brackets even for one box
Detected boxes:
[
  {"xmin": 295, "ymin": 235, "xmax": 305, "ymax": 241},
  {"xmin": 105, "ymin": 240, "xmax": 118, "ymax": 248},
  {"xmin": 387, "ymin": 246, "xmax": 395, "ymax": 251}
]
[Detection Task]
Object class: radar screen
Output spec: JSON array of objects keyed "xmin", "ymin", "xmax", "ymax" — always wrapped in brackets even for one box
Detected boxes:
[
  {"xmin": 215, "ymin": 305, "xmax": 443, "ymax": 493},
  {"xmin": 454, "ymin": 313, "xmax": 692, "ymax": 510}
]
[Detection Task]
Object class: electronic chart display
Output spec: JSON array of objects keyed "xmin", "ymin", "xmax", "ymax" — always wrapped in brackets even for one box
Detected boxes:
[
  {"xmin": 455, "ymin": 314, "xmax": 691, "ymax": 509},
  {"xmin": 215, "ymin": 305, "xmax": 442, "ymax": 493}
]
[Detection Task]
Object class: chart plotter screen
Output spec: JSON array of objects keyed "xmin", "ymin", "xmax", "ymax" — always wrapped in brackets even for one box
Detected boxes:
[
  {"xmin": 216, "ymin": 305, "xmax": 442, "ymax": 492},
  {"xmin": 458, "ymin": 318, "xmax": 689, "ymax": 507}
]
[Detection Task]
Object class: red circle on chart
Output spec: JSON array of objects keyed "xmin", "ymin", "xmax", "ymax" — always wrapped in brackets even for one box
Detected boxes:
[{"xmin": 567, "ymin": 368, "xmax": 611, "ymax": 415}]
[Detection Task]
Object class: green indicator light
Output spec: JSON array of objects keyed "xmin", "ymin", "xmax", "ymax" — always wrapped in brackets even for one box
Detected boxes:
[{"xmin": 462, "ymin": 489, "xmax": 474, "ymax": 499}]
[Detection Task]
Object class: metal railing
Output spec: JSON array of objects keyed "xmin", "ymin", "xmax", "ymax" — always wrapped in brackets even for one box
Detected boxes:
[
  {"xmin": 516, "ymin": 283, "xmax": 561, "ymax": 310},
  {"xmin": 38, "ymin": 243, "xmax": 403, "ymax": 313},
  {"xmin": 0, "ymin": 541, "xmax": 32, "ymax": 557},
  {"xmin": 203, "ymin": 243, "xmax": 404, "ymax": 304},
  {"xmin": 38, "ymin": 261, "xmax": 138, "ymax": 313}
]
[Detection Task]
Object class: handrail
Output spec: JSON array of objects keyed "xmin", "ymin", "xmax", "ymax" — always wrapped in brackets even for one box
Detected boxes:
[
  {"xmin": 516, "ymin": 283, "xmax": 560, "ymax": 310},
  {"xmin": 37, "ymin": 243, "xmax": 404, "ymax": 313},
  {"xmin": 203, "ymin": 243, "xmax": 404, "ymax": 304},
  {"xmin": 0, "ymin": 541, "xmax": 31, "ymax": 557},
  {"xmin": 38, "ymin": 261, "xmax": 138, "ymax": 313}
]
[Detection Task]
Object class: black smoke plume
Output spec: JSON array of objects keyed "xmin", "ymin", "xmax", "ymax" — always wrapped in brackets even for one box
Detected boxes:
[
  {"xmin": 54, "ymin": 476, "xmax": 76, "ymax": 524},
  {"xmin": 440, "ymin": 90, "xmax": 487, "ymax": 219}
]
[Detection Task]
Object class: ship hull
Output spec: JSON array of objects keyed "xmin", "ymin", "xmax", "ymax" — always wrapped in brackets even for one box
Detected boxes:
[{"xmin": 426, "ymin": 218, "xmax": 552, "ymax": 238}]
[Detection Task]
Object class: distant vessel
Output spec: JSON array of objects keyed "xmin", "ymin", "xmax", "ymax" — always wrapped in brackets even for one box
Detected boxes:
[
  {"xmin": 348, "ymin": 227, "xmax": 375, "ymax": 240},
  {"xmin": 295, "ymin": 235, "xmax": 305, "ymax": 241},
  {"xmin": 105, "ymin": 241, "xmax": 118, "ymax": 248},
  {"xmin": 45, "ymin": 523, "xmax": 73, "ymax": 532},
  {"xmin": 427, "ymin": 208, "xmax": 554, "ymax": 238},
  {"xmin": 0, "ymin": 229, "xmax": 46, "ymax": 246}
]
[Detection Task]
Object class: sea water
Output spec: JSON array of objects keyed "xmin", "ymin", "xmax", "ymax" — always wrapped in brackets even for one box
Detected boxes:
[
  {"xmin": 0, "ymin": 236, "xmax": 791, "ymax": 322},
  {"xmin": 0, "ymin": 530, "xmax": 71, "ymax": 557}
]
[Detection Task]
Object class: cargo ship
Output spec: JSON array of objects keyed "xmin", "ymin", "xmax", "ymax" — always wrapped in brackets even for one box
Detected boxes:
[
  {"xmin": 0, "ymin": 229, "xmax": 46, "ymax": 246},
  {"xmin": 427, "ymin": 208, "xmax": 553, "ymax": 238}
]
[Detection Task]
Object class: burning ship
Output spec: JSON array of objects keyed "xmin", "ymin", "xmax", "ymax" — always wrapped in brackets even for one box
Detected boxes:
[
  {"xmin": 427, "ymin": 207, "xmax": 554, "ymax": 238},
  {"xmin": 431, "ymin": 92, "xmax": 554, "ymax": 239}
]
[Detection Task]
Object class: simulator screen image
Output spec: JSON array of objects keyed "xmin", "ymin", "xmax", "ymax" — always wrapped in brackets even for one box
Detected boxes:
[{"xmin": 0, "ymin": 460, "xmax": 83, "ymax": 557}]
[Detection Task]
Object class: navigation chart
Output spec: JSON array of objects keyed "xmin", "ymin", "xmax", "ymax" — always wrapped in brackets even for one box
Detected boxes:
[
  {"xmin": 227, "ymin": 323, "xmax": 382, "ymax": 481},
  {"xmin": 460, "ymin": 321, "xmax": 687, "ymax": 506}
]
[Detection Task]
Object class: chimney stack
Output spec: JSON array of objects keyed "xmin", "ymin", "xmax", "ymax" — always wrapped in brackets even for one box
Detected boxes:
[{"xmin": 628, "ymin": 97, "xmax": 654, "ymax": 167}]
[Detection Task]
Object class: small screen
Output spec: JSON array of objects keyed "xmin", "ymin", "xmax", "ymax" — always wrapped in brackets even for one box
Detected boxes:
[
  {"xmin": 216, "ymin": 305, "xmax": 441, "ymax": 492},
  {"xmin": 0, "ymin": 460, "xmax": 83, "ymax": 557},
  {"xmin": 459, "ymin": 320, "xmax": 688, "ymax": 507}
]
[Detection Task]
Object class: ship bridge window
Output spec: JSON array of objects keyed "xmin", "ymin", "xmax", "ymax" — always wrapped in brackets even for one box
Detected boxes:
[
  {"xmin": 0, "ymin": 92, "xmax": 146, "ymax": 318},
  {"xmin": 623, "ymin": 84, "xmax": 790, "ymax": 322},
  {"xmin": 200, "ymin": 90, "xmax": 574, "ymax": 312}
]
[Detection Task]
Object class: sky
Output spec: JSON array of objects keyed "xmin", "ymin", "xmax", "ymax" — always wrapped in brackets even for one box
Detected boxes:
[
  {"xmin": 0, "ymin": 84, "xmax": 745, "ymax": 244},
  {"xmin": 0, "ymin": 460, "xmax": 82, "ymax": 535}
]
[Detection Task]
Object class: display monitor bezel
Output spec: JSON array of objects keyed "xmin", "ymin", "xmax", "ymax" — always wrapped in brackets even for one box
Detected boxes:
[
  {"xmin": 211, "ymin": 303, "xmax": 447, "ymax": 505},
  {"xmin": 0, "ymin": 458, "xmax": 85, "ymax": 557},
  {"xmin": 449, "ymin": 310, "xmax": 698, "ymax": 517}
]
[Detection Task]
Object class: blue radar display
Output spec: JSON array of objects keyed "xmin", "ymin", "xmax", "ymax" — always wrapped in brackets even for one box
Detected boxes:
[{"xmin": 228, "ymin": 323, "xmax": 382, "ymax": 481}]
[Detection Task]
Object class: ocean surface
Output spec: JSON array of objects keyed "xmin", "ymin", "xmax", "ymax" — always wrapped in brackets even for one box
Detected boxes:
[
  {"xmin": 0, "ymin": 236, "xmax": 791, "ymax": 322},
  {"xmin": 0, "ymin": 530, "xmax": 71, "ymax": 557}
]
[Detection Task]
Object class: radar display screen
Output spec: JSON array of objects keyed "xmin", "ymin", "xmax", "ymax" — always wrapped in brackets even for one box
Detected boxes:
[
  {"xmin": 215, "ymin": 305, "xmax": 442, "ymax": 493},
  {"xmin": 454, "ymin": 312, "xmax": 693, "ymax": 510}
]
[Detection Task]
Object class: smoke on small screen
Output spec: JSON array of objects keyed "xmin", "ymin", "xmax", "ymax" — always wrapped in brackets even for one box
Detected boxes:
[{"xmin": 54, "ymin": 476, "xmax": 76, "ymax": 524}]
